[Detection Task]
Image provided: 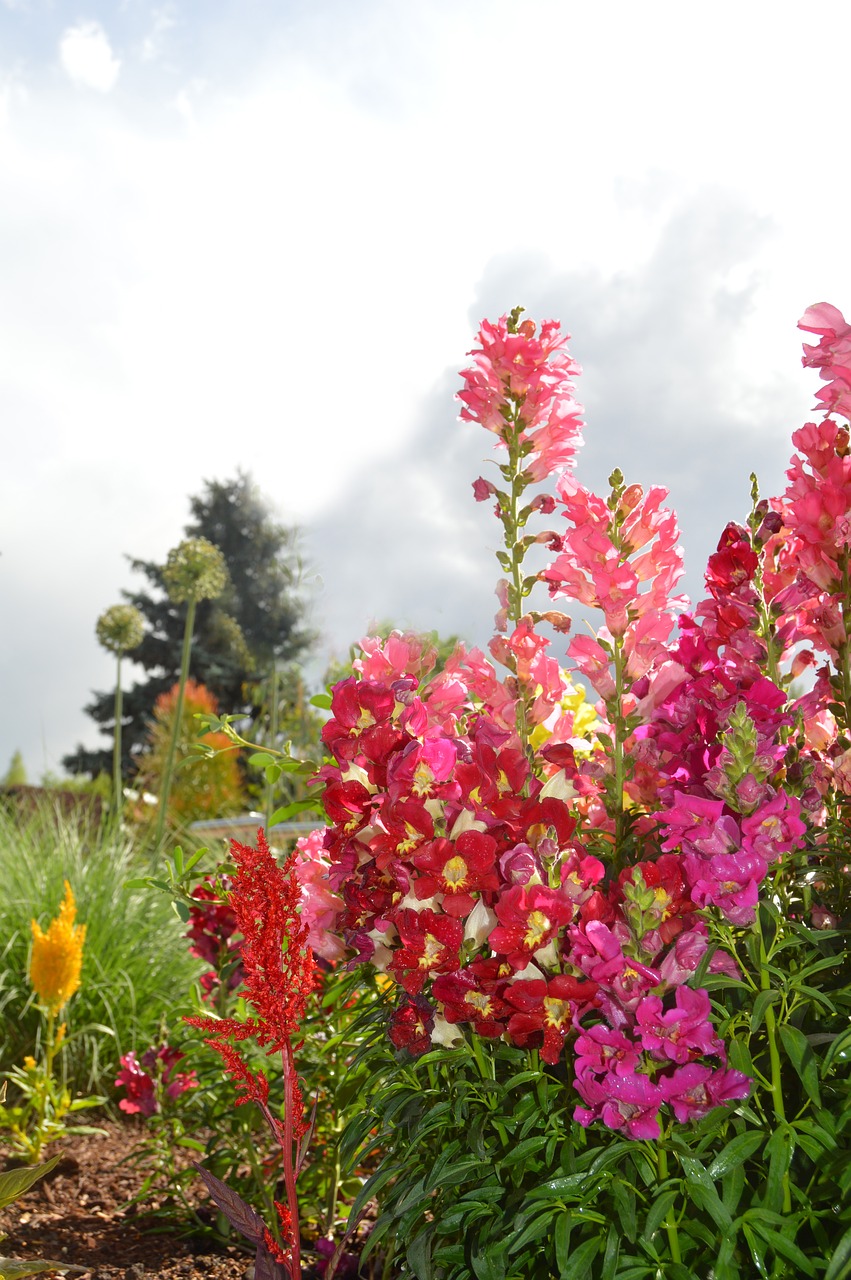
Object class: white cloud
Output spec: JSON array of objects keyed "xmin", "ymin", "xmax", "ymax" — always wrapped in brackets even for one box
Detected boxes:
[
  {"xmin": 141, "ymin": 6, "xmax": 176, "ymax": 63},
  {"xmin": 59, "ymin": 21, "xmax": 121, "ymax": 93}
]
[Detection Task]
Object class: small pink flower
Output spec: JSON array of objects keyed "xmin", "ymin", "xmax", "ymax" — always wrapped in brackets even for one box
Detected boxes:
[{"xmin": 115, "ymin": 1051, "xmax": 157, "ymax": 1116}]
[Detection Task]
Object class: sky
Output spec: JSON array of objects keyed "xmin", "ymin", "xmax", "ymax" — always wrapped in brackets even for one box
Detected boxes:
[{"xmin": 3, "ymin": 0, "xmax": 851, "ymax": 780}]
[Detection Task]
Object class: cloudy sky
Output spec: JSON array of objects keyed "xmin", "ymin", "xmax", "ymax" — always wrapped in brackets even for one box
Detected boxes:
[{"xmin": 3, "ymin": 0, "xmax": 850, "ymax": 779}]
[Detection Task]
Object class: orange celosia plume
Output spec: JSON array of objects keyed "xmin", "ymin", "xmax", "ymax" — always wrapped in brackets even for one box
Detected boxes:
[{"xmin": 29, "ymin": 881, "xmax": 86, "ymax": 1015}]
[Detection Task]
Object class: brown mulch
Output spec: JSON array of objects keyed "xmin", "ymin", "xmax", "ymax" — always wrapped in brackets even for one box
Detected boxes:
[{"xmin": 0, "ymin": 1120, "xmax": 269, "ymax": 1279}]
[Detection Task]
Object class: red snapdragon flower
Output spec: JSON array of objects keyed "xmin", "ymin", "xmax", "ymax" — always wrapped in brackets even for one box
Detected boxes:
[
  {"xmin": 388, "ymin": 909, "xmax": 463, "ymax": 995},
  {"xmin": 503, "ymin": 973, "xmax": 598, "ymax": 1064}
]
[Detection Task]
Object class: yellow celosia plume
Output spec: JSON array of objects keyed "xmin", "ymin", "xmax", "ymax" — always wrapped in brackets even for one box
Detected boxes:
[{"xmin": 29, "ymin": 881, "xmax": 86, "ymax": 1015}]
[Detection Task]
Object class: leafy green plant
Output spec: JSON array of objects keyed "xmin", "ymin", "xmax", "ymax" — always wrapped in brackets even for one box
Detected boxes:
[{"xmin": 0, "ymin": 803, "xmax": 202, "ymax": 1094}]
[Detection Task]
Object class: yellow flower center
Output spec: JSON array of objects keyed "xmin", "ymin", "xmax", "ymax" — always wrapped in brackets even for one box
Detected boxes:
[
  {"xmin": 543, "ymin": 996, "xmax": 572, "ymax": 1027},
  {"xmin": 524, "ymin": 910, "xmax": 551, "ymax": 950},
  {"xmin": 420, "ymin": 934, "xmax": 443, "ymax": 967},
  {"xmin": 443, "ymin": 856, "xmax": 469, "ymax": 888}
]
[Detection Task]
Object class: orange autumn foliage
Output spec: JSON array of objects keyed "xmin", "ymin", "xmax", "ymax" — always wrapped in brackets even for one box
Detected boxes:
[{"xmin": 138, "ymin": 679, "xmax": 246, "ymax": 825}]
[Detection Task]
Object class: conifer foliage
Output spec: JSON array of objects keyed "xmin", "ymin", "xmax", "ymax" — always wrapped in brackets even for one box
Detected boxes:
[{"xmin": 65, "ymin": 472, "xmax": 314, "ymax": 779}]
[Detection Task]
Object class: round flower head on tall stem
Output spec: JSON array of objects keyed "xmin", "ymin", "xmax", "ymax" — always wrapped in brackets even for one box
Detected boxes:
[
  {"xmin": 154, "ymin": 537, "xmax": 228, "ymax": 846},
  {"xmin": 96, "ymin": 604, "xmax": 145, "ymax": 815}
]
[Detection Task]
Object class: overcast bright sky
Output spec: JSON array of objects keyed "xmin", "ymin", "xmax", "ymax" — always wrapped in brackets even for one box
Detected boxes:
[{"xmin": 3, "ymin": 0, "xmax": 850, "ymax": 779}]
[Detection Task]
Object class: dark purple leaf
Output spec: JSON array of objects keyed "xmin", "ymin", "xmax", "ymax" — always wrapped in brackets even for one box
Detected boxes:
[
  {"xmin": 254, "ymin": 1239, "xmax": 292, "ymax": 1280},
  {"xmin": 192, "ymin": 1162, "xmax": 266, "ymax": 1246}
]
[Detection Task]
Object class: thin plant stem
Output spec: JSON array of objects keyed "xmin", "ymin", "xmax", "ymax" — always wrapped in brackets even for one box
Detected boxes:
[
  {"xmin": 154, "ymin": 598, "xmax": 196, "ymax": 847},
  {"xmin": 755, "ymin": 906, "xmax": 792, "ymax": 1214},
  {"xmin": 265, "ymin": 664, "xmax": 279, "ymax": 831},
  {"xmin": 656, "ymin": 1145, "xmax": 682, "ymax": 1265},
  {"xmin": 280, "ymin": 1040, "xmax": 302, "ymax": 1278},
  {"xmin": 112, "ymin": 652, "xmax": 123, "ymax": 819}
]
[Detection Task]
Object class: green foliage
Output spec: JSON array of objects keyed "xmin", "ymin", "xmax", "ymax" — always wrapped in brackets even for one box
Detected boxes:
[
  {"xmin": 1, "ymin": 751, "xmax": 27, "ymax": 787},
  {"xmin": 0, "ymin": 805, "xmax": 202, "ymax": 1094},
  {"xmin": 0, "ymin": 1052, "xmax": 105, "ymax": 1164},
  {"xmin": 341, "ymin": 890, "xmax": 850, "ymax": 1280}
]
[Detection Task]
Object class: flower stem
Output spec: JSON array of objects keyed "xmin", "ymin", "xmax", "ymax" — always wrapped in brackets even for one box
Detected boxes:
[
  {"xmin": 280, "ymin": 1040, "xmax": 302, "ymax": 1278},
  {"xmin": 756, "ymin": 907, "xmax": 792, "ymax": 1214},
  {"xmin": 610, "ymin": 633, "xmax": 628, "ymax": 873},
  {"xmin": 656, "ymin": 1145, "xmax": 682, "ymax": 1265},
  {"xmin": 112, "ymin": 652, "xmax": 123, "ymax": 820},
  {"xmin": 154, "ymin": 598, "xmax": 196, "ymax": 847}
]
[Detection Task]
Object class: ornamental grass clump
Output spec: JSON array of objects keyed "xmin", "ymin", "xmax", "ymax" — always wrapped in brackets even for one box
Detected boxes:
[{"xmin": 310, "ymin": 306, "xmax": 850, "ymax": 1279}]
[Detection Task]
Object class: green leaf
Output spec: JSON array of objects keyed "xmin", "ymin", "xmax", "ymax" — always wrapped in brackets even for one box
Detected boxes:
[
  {"xmin": 742, "ymin": 1223, "xmax": 768, "ymax": 1277},
  {"xmin": 529, "ymin": 1172, "xmax": 589, "ymax": 1200},
  {"xmin": 779, "ymin": 1023, "xmax": 821, "ymax": 1105},
  {"xmin": 825, "ymin": 1225, "xmax": 851, "ymax": 1280},
  {"xmin": 764, "ymin": 1126, "xmax": 794, "ymax": 1213},
  {"xmin": 601, "ymin": 1225, "xmax": 620, "ymax": 1280},
  {"xmin": 310, "ymin": 692, "xmax": 332, "ymax": 709},
  {"xmin": 268, "ymin": 799, "xmax": 320, "ymax": 824},
  {"xmin": 822, "ymin": 1024, "xmax": 851, "ymax": 1074},
  {"xmin": 501, "ymin": 1136, "xmax": 547, "ymax": 1168},
  {"xmin": 248, "ymin": 751, "xmax": 276, "ymax": 769},
  {"xmin": 406, "ymin": 1225, "xmax": 435, "ymax": 1280},
  {"xmin": 707, "ymin": 1130, "xmax": 765, "ymax": 1179},
  {"xmin": 611, "ymin": 1178, "xmax": 637, "ymax": 1242},
  {"xmin": 680, "ymin": 1156, "xmax": 732, "ymax": 1230},
  {"xmin": 750, "ymin": 989, "xmax": 779, "ymax": 1035},
  {"xmin": 0, "ymin": 1157, "xmax": 60, "ymax": 1210},
  {"xmin": 642, "ymin": 1189, "xmax": 678, "ymax": 1243},
  {"xmin": 555, "ymin": 1214, "xmax": 572, "ymax": 1274},
  {"xmin": 560, "ymin": 1236, "xmax": 601, "ymax": 1279},
  {"xmin": 0, "ymin": 1259, "xmax": 86, "ymax": 1278},
  {"xmin": 749, "ymin": 1223, "xmax": 815, "ymax": 1275}
]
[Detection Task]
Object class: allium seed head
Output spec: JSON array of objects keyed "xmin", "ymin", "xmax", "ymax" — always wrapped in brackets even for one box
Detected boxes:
[
  {"xmin": 96, "ymin": 604, "xmax": 145, "ymax": 655},
  {"xmin": 163, "ymin": 537, "xmax": 227, "ymax": 604}
]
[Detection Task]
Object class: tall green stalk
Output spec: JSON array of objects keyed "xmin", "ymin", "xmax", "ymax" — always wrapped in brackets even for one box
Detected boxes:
[
  {"xmin": 112, "ymin": 652, "xmax": 123, "ymax": 816},
  {"xmin": 96, "ymin": 603, "xmax": 144, "ymax": 822},
  {"xmin": 154, "ymin": 598, "xmax": 196, "ymax": 847},
  {"xmin": 265, "ymin": 663, "xmax": 279, "ymax": 831},
  {"xmin": 154, "ymin": 536, "xmax": 227, "ymax": 847}
]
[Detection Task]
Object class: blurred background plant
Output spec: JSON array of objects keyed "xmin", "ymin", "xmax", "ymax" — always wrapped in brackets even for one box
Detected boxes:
[
  {"xmin": 0, "ymin": 803, "xmax": 203, "ymax": 1097},
  {"xmin": 134, "ymin": 679, "xmax": 247, "ymax": 830},
  {"xmin": 0, "ymin": 880, "xmax": 105, "ymax": 1162},
  {"xmin": 95, "ymin": 603, "xmax": 145, "ymax": 819}
]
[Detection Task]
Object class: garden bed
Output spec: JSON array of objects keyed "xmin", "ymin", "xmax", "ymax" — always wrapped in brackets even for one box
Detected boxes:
[{"xmin": 0, "ymin": 1120, "xmax": 257, "ymax": 1280}]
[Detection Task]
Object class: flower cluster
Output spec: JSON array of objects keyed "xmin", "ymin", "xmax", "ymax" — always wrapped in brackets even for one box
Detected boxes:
[
  {"xmin": 29, "ymin": 881, "xmax": 86, "ymax": 1016},
  {"xmin": 185, "ymin": 877, "xmax": 244, "ymax": 1000},
  {"xmin": 314, "ymin": 305, "xmax": 851, "ymax": 1142},
  {"xmin": 115, "ymin": 1045, "xmax": 198, "ymax": 1116},
  {"xmin": 458, "ymin": 309, "xmax": 585, "ymax": 481},
  {"xmin": 318, "ymin": 623, "xmax": 752, "ymax": 1136}
]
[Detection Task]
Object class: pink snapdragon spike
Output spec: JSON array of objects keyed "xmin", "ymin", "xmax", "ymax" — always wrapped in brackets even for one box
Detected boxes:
[
  {"xmin": 314, "ymin": 305, "xmax": 851, "ymax": 1142},
  {"xmin": 458, "ymin": 312, "xmax": 584, "ymax": 478}
]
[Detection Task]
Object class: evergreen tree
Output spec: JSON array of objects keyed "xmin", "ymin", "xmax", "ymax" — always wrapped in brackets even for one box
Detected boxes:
[
  {"xmin": 1, "ymin": 750, "xmax": 27, "ymax": 787},
  {"xmin": 64, "ymin": 473, "xmax": 314, "ymax": 778}
]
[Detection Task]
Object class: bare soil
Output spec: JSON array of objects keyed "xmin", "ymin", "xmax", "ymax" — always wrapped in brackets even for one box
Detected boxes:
[{"xmin": 0, "ymin": 1120, "xmax": 294, "ymax": 1279}]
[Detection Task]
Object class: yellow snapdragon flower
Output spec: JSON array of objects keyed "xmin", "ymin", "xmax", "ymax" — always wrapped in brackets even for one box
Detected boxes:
[{"xmin": 29, "ymin": 882, "xmax": 86, "ymax": 1015}]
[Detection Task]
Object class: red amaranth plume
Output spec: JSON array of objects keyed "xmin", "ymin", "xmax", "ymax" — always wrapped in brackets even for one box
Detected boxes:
[{"xmin": 186, "ymin": 830, "xmax": 316, "ymax": 1277}]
